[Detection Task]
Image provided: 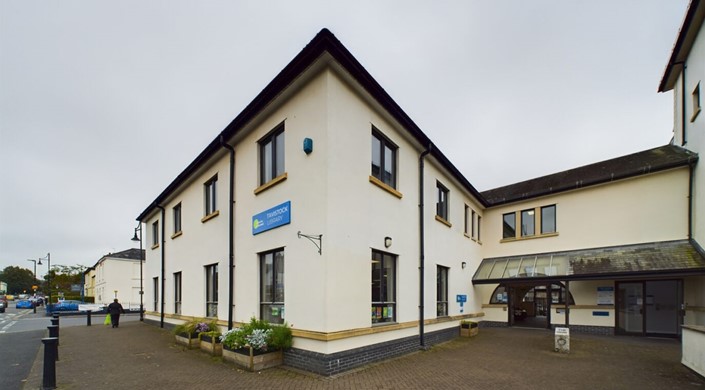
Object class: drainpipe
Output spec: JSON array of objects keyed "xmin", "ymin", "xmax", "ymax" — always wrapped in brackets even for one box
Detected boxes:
[
  {"xmin": 418, "ymin": 143, "xmax": 432, "ymax": 349},
  {"xmin": 220, "ymin": 135, "xmax": 235, "ymax": 330},
  {"xmin": 675, "ymin": 61, "xmax": 687, "ymax": 145},
  {"xmin": 157, "ymin": 205, "xmax": 166, "ymax": 328}
]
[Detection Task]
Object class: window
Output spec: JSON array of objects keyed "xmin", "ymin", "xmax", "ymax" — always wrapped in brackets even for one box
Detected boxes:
[
  {"xmin": 260, "ymin": 249, "xmax": 285, "ymax": 324},
  {"xmin": 471, "ymin": 209, "xmax": 476, "ymax": 238},
  {"xmin": 464, "ymin": 205, "xmax": 470, "ymax": 235},
  {"xmin": 371, "ymin": 129, "xmax": 397, "ymax": 188},
  {"xmin": 436, "ymin": 181, "xmax": 449, "ymax": 221},
  {"xmin": 437, "ymin": 266, "xmax": 449, "ymax": 317},
  {"xmin": 259, "ymin": 125, "xmax": 285, "ymax": 185},
  {"xmin": 521, "ymin": 209, "xmax": 535, "ymax": 237},
  {"xmin": 173, "ymin": 203, "xmax": 182, "ymax": 235},
  {"xmin": 152, "ymin": 277, "xmax": 159, "ymax": 311},
  {"xmin": 692, "ymin": 82, "xmax": 701, "ymax": 122},
  {"xmin": 541, "ymin": 205, "xmax": 556, "ymax": 234},
  {"xmin": 174, "ymin": 272, "xmax": 182, "ymax": 315},
  {"xmin": 477, "ymin": 215, "xmax": 482, "ymax": 241},
  {"xmin": 151, "ymin": 221, "xmax": 159, "ymax": 247},
  {"xmin": 503, "ymin": 213, "xmax": 516, "ymax": 239},
  {"xmin": 371, "ymin": 250, "xmax": 396, "ymax": 324},
  {"xmin": 205, "ymin": 264, "xmax": 218, "ymax": 317},
  {"xmin": 204, "ymin": 176, "xmax": 217, "ymax": 216}
]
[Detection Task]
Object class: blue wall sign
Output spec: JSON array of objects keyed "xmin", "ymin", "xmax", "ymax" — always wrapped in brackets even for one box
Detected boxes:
[
  {"xmin": 252, "ymin": 201, "xmax": 291, "ymax": 235},
  {"xmin": 456, "ymin": 294, "xmax": 467, "ymax": 303}
]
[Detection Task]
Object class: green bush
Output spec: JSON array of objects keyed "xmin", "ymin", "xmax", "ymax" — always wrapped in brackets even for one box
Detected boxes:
[{"xmin": 220, "ymin": 317, "xmax": 292, "ymax": 351}]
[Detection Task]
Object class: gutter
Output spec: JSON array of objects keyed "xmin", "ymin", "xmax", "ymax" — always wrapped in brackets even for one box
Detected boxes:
[
  {"xmin": 220, "ymin": 135, "xmax": 236, "ymax": 330},
  {"xmin": 418, "ymin": 143, "xmax": 432, "ymax": 349},
  {"xmin": 157, "ymin": 205, "xmax": 166, "ymax": 328}
]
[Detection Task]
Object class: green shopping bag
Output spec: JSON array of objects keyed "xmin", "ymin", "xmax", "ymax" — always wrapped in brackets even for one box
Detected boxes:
[{"xmin": 104, "ymin": 314, "xmax": 111, "ymax": 325}]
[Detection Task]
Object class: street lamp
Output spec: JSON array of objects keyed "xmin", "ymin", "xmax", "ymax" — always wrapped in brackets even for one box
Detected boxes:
[
  {"xmin": 27, "ymin": 259, "xmax": 37, "ymax": 279},
  {"xmin": 38, "ymin": 252, "xmax": 51, "ymax": 306},
  {"xmin": 132, "ymin": 223, "xmax": 144, "ymax": 321}
]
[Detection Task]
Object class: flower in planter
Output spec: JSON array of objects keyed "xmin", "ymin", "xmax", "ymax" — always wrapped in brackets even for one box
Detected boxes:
[
  {"xmin": 195, "ymin": 322, "xmax": 210, "ymax": 334},
  {"xmin": 220, "ymin": 317, "xmax": 292, "ymax": 352}
]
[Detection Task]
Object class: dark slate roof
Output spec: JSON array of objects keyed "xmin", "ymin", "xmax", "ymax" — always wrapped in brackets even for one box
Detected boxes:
[
  {"xmin": 137, "ymin": 28, "xmax": 487, "ymax": 221},
  {"xmin": 473, "ymin": 240, "xmax": 705, "ymax": 284},
  {"xmin": 481, "ymin": 145, "xmax": 698, "ymax": 206},
  {"xmin": 102, "ymin": 248, "xmax": 144, "ymax": 261}
]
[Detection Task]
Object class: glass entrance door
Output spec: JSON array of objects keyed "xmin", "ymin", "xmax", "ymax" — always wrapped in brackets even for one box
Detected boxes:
[
  {"xmin": 617, "ymin": 280, "xmax": 682, "ymax": 336},
  {"xmin": 617, "ymin": 282, "xmax": 643, "ymax": 334}
]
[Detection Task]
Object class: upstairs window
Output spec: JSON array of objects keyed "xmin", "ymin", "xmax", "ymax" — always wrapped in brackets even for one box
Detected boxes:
[
  {"xmin": 692, "ymin": 82, "xmax": 701, "ymax": 122},
  {"xmin": 521, "ymin": 209, "xmax": 535, "ymax": 237},
  {"xmin": 204, "ymin": 176, "xmax": 217, "ymax": 216},
  {"xmin": 151, "ymin": 220, "xmax": 159, "ymax": 247},
  {"xmin": 436, "ymin": 181, "xmax": 449, "ymax": 221},
  {"xmin": 260, "ymin": 124, "xmax": 285, "ymax": 185},
  {"xmin": 541, "ymin": 205, "xmax": 556, "ymax": 234},
  {"xmin": 173, "ymin": 203, "xmax": 182, "ymax": 235},
  {"xmin": 371, "ymin": 129, "xmax": 397, "ymax": 188},
  {"xmin": 503, "ymin": 213, "xmax": 516, "ymax": 239}
]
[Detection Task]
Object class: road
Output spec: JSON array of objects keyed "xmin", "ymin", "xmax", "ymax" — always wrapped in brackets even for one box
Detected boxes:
[{"xmin": 0, "ymin": 305, "xmax": 139, "ymax": 390}]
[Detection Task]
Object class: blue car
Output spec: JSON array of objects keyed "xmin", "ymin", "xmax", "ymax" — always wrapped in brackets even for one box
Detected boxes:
[
  {"xmin": 52, "ymin": 300, "xmax": 81, "ymax": 311},
  {"xmin": 16, "ymin": 299, "xmax": 34, "ymax": 309}
]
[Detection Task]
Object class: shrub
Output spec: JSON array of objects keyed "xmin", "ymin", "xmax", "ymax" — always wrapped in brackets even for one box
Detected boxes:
[
  {"xmin": 219, "ymin": 317, "xmax": 292, "ymax": 352},
  {"xmin": 173, "ymin": 318, "xmax": 219, "ymax": 336}
]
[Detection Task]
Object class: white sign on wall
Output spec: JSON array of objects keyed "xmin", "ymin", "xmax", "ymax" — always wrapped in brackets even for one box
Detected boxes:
[{"xmin": 597, "ymin": 286, "xmax": 614, "ymax": 305}]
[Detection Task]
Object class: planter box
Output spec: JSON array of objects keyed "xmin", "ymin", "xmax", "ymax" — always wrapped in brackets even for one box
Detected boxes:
[
  {"xmin": 460, "ymin": 322, "xmax": 479, "ymax": 337},
  {"xmin": 199, "ymin": 334, "xmax": 223, "ymax": 357},
  {"xmin": 222, "ymin": 346, "xmax": 283, "ymax": 371},
  {"xmin": 175, "ymin": 332, "xmax": 200, "ymax": 349}
]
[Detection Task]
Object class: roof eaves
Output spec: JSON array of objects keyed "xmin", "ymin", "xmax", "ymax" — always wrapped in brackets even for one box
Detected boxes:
[{"xmin": 659, "ymin": 0, "xmax": 704, "ymax": 92}]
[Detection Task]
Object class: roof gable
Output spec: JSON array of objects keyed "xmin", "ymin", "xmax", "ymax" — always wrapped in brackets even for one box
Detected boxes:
[{"xmin": 137, "ymin": 29, "xmax": 486, "ymax": 221}]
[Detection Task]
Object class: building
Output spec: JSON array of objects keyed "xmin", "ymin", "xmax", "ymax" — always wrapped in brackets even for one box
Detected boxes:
[
  {"xmin": 136, "ymin": 3, "xmax": 705, "ymax": 376},
  {"xmin": 86, "ymin": 248, "xmax": 144, "ymax": 309}
]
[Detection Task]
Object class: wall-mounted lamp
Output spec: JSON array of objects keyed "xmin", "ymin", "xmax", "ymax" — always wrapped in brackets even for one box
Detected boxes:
[
  {"xmin": 462, "ymin": 261, "xmax": 467, "ymax": 269},
  {"xmin": 384, "ymin": 236, "xmax": 392, "ymax": 248},
  {"xmin": 303, "ymin": 138, "xmax": 313, "ymax": 154}
]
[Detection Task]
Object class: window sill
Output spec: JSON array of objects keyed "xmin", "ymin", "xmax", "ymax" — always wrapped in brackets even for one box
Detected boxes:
[
  {"xmin": 151, "ymin": 243, "xmax": 159, "ymax": 250},
  {"xmin": 369, "ymin": 176, "xmax": 402, "ymax": 198},
  {"xmin": 691, "ymin": 107, "xmax": 701, "ymax": 122},
  {"xmin": 171, "ymin": 231, "xmax": 183, "ymax": 239},
  {"xmin": 254, "ymin": 172, "xmax": 288, "ymax": 195},
  {"xmin": 201, "ymin": 210, "xmax": 220, "ymax": 223},
  {"xmin": 435, "ymin": 215, "xmax": 452, "ymax": 227},
  {"xmin": 501, "ymin": 232, "xmax": 559, "ymax": 243}
]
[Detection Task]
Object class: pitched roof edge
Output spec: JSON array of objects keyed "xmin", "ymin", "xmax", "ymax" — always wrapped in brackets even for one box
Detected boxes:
[
  {"xmin": 482, "ymin": 145, "xmax": 698, "ymax": 207},
  {"xmin": 659, "ymin": 0, "xmax": 703, "ymax": 92},
  {"xmin": 137, "ymin": 28, "xmax": 488, "ymax": 221}
]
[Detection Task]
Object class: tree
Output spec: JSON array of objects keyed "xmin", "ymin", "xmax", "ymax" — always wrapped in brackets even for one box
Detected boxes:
[{"xmin": 0, "ymin": 266, "xmax": 36, "ymax": 295}]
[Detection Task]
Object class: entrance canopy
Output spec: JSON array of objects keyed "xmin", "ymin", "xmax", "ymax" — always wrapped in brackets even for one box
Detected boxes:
[{"xmin": 472, "ymin": 240, "xmax": 705, "ymax": 284}]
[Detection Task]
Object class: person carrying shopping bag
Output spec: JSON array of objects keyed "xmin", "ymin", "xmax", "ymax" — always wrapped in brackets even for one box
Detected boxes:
[{"xmin": 107, "ymin": 299, "xmax": 125, "ymax": 328}]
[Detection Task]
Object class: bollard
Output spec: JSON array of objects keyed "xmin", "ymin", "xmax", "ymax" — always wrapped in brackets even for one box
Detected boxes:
[
  {"xmin": 87, "ymin": 310, "xmax": 92, "ymax": 326},
  {"xmin": 51, "ymin": 318, "xmax": 59, "ymax": 327},
  {"xmin": 47, "ymin": 325, "xmax": 59, "ymax": 350},
  {"xmin": 41, "ymin": 337, "xmax": 58, "ymax": 389}
]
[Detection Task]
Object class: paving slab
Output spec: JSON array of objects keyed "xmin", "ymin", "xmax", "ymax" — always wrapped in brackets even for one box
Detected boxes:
[{"xmin": 23, "ymin": 322, "xmax": 705, "ymax": 389}]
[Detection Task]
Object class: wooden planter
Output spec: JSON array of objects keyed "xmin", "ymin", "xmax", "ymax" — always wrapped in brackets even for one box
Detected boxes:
[
  {"xmin": 222, "ymin": 346, "xmax": 283, "ymax": 371},
  {"xmin": 460, "ymin": 322, "xmax": 479, "ymax": 337},
  {"xmin": 199, "ymin": 334, "xmax": 223, "ymax": 357},
  {"xmin": 175, "ymin": 332, "xmax": 200, "ymax": 349}
]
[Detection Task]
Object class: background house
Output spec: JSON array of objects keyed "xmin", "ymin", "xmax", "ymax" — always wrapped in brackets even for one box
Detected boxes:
[{"xmin": 89, "ymin": 248, "xmax": 144, "ymax": 309}]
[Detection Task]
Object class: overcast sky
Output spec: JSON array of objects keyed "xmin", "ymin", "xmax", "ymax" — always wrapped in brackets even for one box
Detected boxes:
[{"xmin": 0, "ymin": 1, "xmax": 690, "ymax": 274}]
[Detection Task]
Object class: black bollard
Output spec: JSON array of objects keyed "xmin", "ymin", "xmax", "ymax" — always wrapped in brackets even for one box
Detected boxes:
[
  {"xmin": 47, "ymin": 325, "xmax": 59, "ymax": 350},
  {"xmin": 51, "ymin": 318, "xmax": 59, "ymax": 327},
  {"xmin": 87, "ymin": 310, "xmax": 92, "ymax": 326},
  {"xmin": 41, "ymin": 337, "xmax": 58, "ymax": 389}
]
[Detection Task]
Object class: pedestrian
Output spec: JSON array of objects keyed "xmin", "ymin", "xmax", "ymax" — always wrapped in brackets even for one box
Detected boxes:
[{"xmin": 107, "ymin": 299, "xmax": 125, "ymax": 328}]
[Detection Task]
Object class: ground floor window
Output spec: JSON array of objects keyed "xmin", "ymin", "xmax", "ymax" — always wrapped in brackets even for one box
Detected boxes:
[
  {"xmin": 260, "ymin": 249, "xmax": 284, "ymax": 324},
  {"xmin": 205, "ymin": 264, "xmax": 218, "ymax": 317},
  {"xmin": 437, "ymin": 266, "xmax": 449, "ymax": 317},
  {"xmin": 174, "ymin": 272, "xmax": 182, "ymax": 315},
  {"xmin": 372, "ymin": 250, "xmax": 396, "ymax": 324},
  {"xmin": 152, "ymin": 277, "xmax": 158, "ymax": 311}
]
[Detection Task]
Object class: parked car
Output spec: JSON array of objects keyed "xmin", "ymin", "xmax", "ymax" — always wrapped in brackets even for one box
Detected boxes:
[
  {"xmin": 16, "ymin": 299, "xmax": 34, "ymax": 309},
  {"xmin": 0, "ymin": 300, "xmax": 6, "ymax": 313},
  {"xmin": 52, "ymin": 300, "xmax": 81, "ymax": 311}
]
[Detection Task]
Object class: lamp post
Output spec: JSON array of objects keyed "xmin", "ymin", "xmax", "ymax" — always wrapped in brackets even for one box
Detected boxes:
[
  {"xmin": 132, "ymin": 223, "xmax": 144, "ymax": 321},
  {"xmin": 27, "ymin": 259, "xmax": 37, "ymax": 279},
  {"xmin": 38, "ymin": 253, "xmax": 50, "ymax": 306}
]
